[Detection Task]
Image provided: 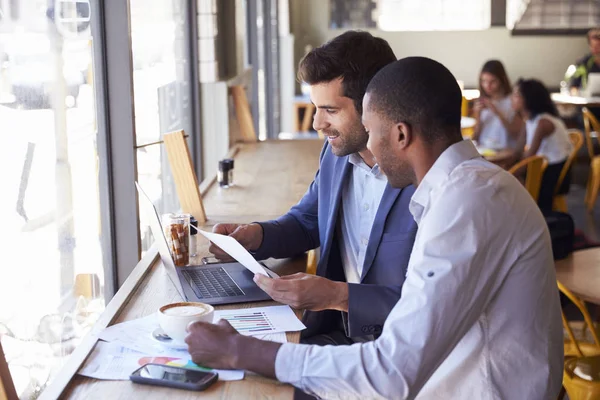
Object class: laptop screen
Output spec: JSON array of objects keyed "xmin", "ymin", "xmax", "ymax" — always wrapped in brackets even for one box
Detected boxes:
[{"xmin": 135, "ymin": 182, "xmax": 186, "ymax": 300}]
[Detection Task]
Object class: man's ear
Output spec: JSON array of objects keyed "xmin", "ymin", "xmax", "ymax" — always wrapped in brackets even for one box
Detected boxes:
[{"xmin": 395, "ymin": 122, "xmax": 412, "ymax": 150}]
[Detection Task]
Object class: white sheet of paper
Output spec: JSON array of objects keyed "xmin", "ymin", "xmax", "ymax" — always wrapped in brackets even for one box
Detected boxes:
[
  {"xmin": 213, "ymin": 305, "xmax": 305, "ymax": 336},
  {"xmin": 78, "ymin": 341, "xmax": 244, "ymax": 381},
  {"xmin": 194, "ymin": 228, "xmax": 269, "ymax": 276}
]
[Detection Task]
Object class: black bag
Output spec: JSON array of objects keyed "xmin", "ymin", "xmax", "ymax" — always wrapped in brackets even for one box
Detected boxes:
[{"xmin": 544, "ymin": 211, "xmax": 574, "ymax": 260}]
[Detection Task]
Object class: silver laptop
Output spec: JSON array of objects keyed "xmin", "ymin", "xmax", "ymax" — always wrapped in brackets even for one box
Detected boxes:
[
  {"xmin": 586, "ymin": 73, "xmax": 600, "ymax": 97},
  {"xmin": 136, "ymin": 182, "xmax": 272, "ymax": 305}
]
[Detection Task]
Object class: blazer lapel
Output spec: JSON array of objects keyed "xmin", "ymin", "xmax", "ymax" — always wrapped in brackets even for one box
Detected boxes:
[
  {"xmin": 318, "ymin": 158, "xmax": 352, "ymax": 275},
  {"xmin": 360, "ymin": 185, "xmax": 401, "ymax": 281}
]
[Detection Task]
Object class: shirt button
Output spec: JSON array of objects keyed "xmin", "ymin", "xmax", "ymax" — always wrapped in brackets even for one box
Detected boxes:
[
  {"xmin": 361, "ymin": 238, "xmax": 368, "ymax": 246},
  {"xmin": 363, "ymin": 203, "xmax": 369, "ymax": 211}
]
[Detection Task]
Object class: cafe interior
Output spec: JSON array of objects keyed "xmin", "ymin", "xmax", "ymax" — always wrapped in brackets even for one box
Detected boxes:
[{"xmin": 1, "ymin": 0, "xmax": 600, "ymax": 399}]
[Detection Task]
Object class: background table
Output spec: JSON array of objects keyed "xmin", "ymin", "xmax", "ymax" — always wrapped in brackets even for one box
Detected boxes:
[{"xmin": 555, "ymin": 248, "xmax": 600, "ymax": 305}]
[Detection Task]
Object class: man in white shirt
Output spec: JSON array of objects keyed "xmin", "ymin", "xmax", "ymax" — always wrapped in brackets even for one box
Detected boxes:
[{"xmin": 185, "ymin": 57, "xmax": 564, "ymax": 399}]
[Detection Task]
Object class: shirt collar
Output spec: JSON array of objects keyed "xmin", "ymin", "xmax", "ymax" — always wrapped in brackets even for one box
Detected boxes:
[
  {"xmin": 410, "ymin": 140, "xmax": 482, "ymax": 224},
  {"xmin": 348, "ymin": 153, "xmax": 384, "ymax": 178}
]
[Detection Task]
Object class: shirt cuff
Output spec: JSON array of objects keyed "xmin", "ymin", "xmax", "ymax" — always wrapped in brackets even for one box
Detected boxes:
[{"xmin": 275, "ymin": 343, "xmax": 310, "ymax": 385}]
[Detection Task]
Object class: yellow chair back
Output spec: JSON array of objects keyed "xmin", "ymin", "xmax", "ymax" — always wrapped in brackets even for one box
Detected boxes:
[
  {"xmin": 559, "ymin": 281, "xmax": 600, "ymax": 358},
  {"xmin": 508, "ymin": 155, "xmax": 548, "ymax": 202},
  {"xmin": 582, "ymin": 107, "xmax": 600, "ymax": 160},
  {"xmin": 553, "ymin": 130, "xmax": 584, "ymax": 212}
]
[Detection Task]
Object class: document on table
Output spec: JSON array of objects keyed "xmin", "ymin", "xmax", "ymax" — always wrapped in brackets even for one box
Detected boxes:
[
  {"xmin": 78, "ymin": 341, "xmax": 244, "ymax": 381},
  {"xmin": 192, "ymin": 226, "xmax": 269, "ymax": 277},
  {"xmin": 214, "ymin": 305, "xmax": 305, "ymax": 336}
]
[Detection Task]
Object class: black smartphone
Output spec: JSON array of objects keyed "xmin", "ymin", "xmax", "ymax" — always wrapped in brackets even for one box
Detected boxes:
[{"xmin": 130, "ymin": 363, "xmax": 218, "ymax": 391}]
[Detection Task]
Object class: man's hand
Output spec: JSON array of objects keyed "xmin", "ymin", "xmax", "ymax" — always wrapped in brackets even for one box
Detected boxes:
[
  {"xmin": 185, "ymin": 319, "xmax": 280, "ymax": 378},
  {"xmin": 209, "ymin": 223, "xmax": 264, "ymax": 261},
  {"xmin": 253, "ymin": 273, "xmax": 349, "ymax": 312},
  {"xmin": 185, "ymin": 319, "xmax": 240, "ymax": 370}
]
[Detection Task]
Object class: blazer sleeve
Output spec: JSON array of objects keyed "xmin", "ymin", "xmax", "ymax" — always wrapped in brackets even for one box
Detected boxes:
[
  {"xmin": 251, "ymin": 142, "xmax": 327, "ymax": 260},
  {"xmin": 342, "ymin": 284, "xmax": 403, "ymax": 337}
]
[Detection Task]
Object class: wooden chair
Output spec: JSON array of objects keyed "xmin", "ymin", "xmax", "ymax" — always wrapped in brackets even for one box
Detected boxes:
[
  {"xmin": 508, "ymin": 155, "xmax": 549, "ymax": 202},
  {"xmin": 582, "ymin": 108, "xmax": 600, "ymax": 212},
  {"xmin": 582, "ymin": 107, "xmax": 599, "ymax": 161},
  {"xmin": 553, "ymin": 130, "xmax": 584, "ymax": 212},
  {"xmin": 163, "ymin": 130, "xmax": 207, "ymax": 224},
  {"xmin": 559, "ymin": 281, "xmax": 600, "ymax": 358},
  {"xmin": 0, "ymin": 342, "xmax": 17, "ymax": 400},
  {"xmin": 230, "ymin": 85, "xmax": 258, "ymax": 142}
]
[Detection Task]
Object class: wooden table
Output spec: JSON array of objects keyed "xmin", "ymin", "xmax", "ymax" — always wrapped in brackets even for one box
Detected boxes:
[
  {"xmin": 43, "ymin": 140, "xmax": 323, "ymax": 400},
  {"xmin": 555, "ymin": 248, "xmax": 600, "ymax": 305}
]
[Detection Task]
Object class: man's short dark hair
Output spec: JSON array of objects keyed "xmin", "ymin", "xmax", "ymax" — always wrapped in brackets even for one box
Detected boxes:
[
  {"xmin": 297, "ymin": 31, "xmax": 396, "ymax": 114},
  {"xmin": 365, "ymin": 57, "xmax": 462, "ymax": 143}
]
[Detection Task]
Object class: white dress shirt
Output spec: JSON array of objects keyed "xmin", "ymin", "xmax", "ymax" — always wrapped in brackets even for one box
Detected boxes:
[
  {"xmin": 275, "ymin": 140, "xmax": 563, "ymax": 399},
  {"xmin": 337, "ymin": 154, "xmax": 388, "ymax": 283}
]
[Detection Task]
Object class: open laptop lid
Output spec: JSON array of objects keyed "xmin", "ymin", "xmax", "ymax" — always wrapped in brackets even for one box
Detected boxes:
[{"xmin": 135, "ymin": 182, "xmax": 186, "ymax": 300}]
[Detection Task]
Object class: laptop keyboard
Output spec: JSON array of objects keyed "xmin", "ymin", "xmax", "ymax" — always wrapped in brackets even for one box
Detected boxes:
[{"xmin": 182, "ymin": 267, "xmax": 245, "ymax": 299}]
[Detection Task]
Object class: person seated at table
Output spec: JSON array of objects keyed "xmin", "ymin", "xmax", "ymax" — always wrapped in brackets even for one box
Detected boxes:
[
  {"xmin": 185, "ymin": 56, "xmax": 563, "ymax": 400},
  {"xmin": 208, "ymin": 31, "xmax": 417, "ymax": 346},
  {"xmin": 567, "ymin": 27, "xmax": 600, "ymax": 92},
  {"xmin": 471, "ymin": 60, "xmax": 523, "ymax": 149},
  {"xmin": 512, "ymin": 78, "xmax": 573, "ymax": 214}
]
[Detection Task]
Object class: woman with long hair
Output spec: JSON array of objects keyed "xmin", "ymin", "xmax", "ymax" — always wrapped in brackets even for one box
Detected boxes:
[
  {"xmin": 472, "ymin": 60, "xmax": 523, "ymax": 149},
  {"xmin": 512, "ymin": 78, "xmax": 573, "ymax": 213}
]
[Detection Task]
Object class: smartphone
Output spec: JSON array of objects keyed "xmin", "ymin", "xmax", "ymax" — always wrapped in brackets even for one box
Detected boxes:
[{"xmin": 130, "ymin": 363, "xmax": 218, "ymax": 391}]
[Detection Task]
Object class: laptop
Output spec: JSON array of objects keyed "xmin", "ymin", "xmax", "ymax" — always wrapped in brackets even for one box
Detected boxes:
[
  {"xmin": 136, "ymin": 182, "xmax": 272, "ymax": 305},
  {"xmin": 586, "ymin": 73, "xmax": 600, "ymax": 97}
]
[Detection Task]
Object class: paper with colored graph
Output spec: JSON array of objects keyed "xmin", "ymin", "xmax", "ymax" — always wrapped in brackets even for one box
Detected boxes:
[
  {"xmin": 214, "ymin": 305, "xmax": 305, "ymax": 336},
  {"xmin": 78, "ymin": 340, "xmax": 244, "ymax": 381},
  {"xmin": 192, "ymin": 226, "xmax": 269, "ymax": 277}
]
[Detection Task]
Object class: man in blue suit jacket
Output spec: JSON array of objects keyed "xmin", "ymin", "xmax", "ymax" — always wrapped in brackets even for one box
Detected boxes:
[{"xmin": 210, "ymin": 31, "xmax": 417, "ymax": 343}]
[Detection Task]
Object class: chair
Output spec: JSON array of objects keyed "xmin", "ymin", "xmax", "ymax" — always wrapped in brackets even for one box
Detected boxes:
[
  {"xmin": 582, "ymin": 107, "xmax": 599, "ymax": 161},
  {"xmin": 582, "ymin": 108, "xmax": 600, "ymax": 212},
  {"xmin": 562, "ymin": 355, "xmax": 600, "ymax": 400},
  {"xmin": 586, "ymin": 157, "xmax": 600, "ymax": 212},
  {"xmin": 163, "ymin": 130, "xmax": 207, "ymax": 224},
  {"xmin": 553, "ymin": 130, "xmax": 584, "ymax": 212},
  {"xmin": 508, "ymin": 155, "xmax": 549, "ymax": 202},
  {"xmin": 558, "ymin": 281, "xmax": 600, "ymax": 358},
  {"xmin": 230, "ymin": 85, "xmax": 258, "ymax": 142},
  {"xmin": 0, "ymin": 341, "xmax": 17, "ymax": 400}
]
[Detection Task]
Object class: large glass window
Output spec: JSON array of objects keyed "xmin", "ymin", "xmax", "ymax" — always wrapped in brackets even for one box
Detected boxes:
[
  {"xmin": 329, "ymin": 0, "xmax": 491, "ymax": 31},
  {"xmin": 130, "ymin": 0, "xmax": 196, "ymax": 252},
  {"xmin": 0, "ymin": 1, "xmax": 105, "ymax": 397}
]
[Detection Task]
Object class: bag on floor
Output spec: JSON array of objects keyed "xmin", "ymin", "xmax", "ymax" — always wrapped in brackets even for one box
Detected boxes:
[{"xmin": 544, "ymin": 211, "xmax": 574, "ymax": 260}]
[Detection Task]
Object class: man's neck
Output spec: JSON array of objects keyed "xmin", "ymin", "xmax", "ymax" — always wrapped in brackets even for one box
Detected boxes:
[
  {"xmin": 358, "ymin": 149, "xmax": 377, "ymax": 168},
  {"xmin": 412, "ymin": 138, "xmax": 462, "ymax": 186}
]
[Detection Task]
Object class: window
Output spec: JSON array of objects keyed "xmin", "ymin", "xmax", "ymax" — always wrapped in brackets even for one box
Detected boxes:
[
  {"xmin": 329, "ymin": 0, "xmax": 491, "ymax": 31},
  {"xmin": 129, "ymin": 0, "xmax": 196, "ymax": 252},
  {"xmin": 507, "ymin": 0, "xmax": 600, "ymax": 33},
  {"xmin": 0, "ymin": 2, "xmax": 105, "ymax": 398}
]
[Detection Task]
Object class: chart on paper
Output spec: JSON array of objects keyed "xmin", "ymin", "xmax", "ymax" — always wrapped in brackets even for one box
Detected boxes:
[
  {"xmin": 214, "ymin": 305, "xmax": 306, "ymax": 336},
  {"xmin": 221, "ymin": 311, "xmax": 275, "ymax": 333}
]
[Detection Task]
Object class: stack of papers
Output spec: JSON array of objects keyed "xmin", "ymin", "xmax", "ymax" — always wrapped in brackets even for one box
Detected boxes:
[{"xmin": 79, "ymin": 305, "xmax": 304, "ymax": 381}]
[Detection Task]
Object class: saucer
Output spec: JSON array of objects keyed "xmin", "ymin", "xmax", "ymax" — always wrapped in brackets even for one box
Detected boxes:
[{"xmin": 151, "ymin": 328, "xmax": 188, "ymax": 350}]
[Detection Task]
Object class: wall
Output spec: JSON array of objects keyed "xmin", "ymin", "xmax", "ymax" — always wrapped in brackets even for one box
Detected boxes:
[{"xmin": 290, "ymin": 0, "xmax": 590, "ymax": 88}]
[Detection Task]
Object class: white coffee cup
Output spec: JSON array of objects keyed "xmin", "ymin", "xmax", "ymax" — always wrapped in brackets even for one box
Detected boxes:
[{"xmin": 158, "ymin": 302, "xmax": 214, "ymax": 343}]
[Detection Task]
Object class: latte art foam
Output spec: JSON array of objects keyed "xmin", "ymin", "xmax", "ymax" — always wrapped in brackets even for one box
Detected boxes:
[{"xmin": 163, "ymin": 305, "xmax": 209, "ymax": 316}]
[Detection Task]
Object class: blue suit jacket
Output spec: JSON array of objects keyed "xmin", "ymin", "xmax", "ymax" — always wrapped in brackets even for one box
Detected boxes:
[{"xmin": 254, "ymin": 141, "xmax": 417, "ymax": 338}]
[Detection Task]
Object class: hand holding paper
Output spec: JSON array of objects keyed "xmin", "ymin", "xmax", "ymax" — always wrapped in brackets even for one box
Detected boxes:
[{"xmin": 192, "ymin": 225, "xmax": 269, "ymax": 277}]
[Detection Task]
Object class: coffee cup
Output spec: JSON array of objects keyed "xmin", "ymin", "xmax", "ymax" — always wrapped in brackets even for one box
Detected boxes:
[{"xmin": 158, "ymin": 302, "xmax": 214, "ymax": 343}]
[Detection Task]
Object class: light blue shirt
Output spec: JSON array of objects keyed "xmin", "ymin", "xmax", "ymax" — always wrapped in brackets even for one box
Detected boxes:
[{"xmin": 337, "ymin": 154, "xmax": 388, "ymax": 283}]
